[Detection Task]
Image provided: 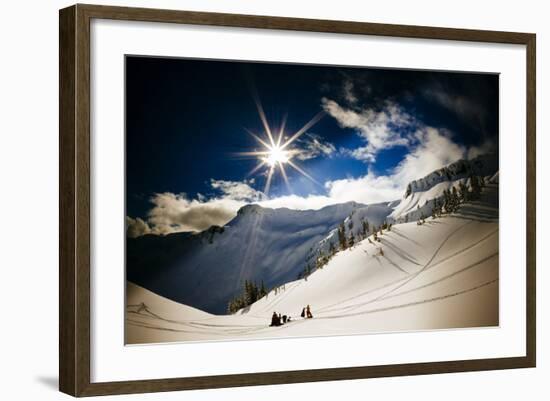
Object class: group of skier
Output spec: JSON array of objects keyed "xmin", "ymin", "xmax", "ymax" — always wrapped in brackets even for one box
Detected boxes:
[
  {"xmin": 269, "ymin": 304, "xmax": 313, "ymax": 327},
  {"xmin": 301, "ymin": 304, "xmax": 313, "ymax": 319},
  {"xmin": 269, "ymin": 312, "xmax": 291, "ymax": 327}
]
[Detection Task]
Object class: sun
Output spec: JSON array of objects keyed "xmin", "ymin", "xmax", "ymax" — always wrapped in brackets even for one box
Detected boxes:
[
  {"xmin": 265, "ymin": 145, "xmax": 290, "ymax": 167},
  {"xmin": 233, "ymin": 91, "xmax": 325, "ymax": 196}
]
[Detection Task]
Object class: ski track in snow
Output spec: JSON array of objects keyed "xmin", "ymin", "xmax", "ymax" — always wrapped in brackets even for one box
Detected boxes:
[
  {"xmin": 318, "ymin": 278, "xmax": 499, "ymax": 320},
  {"xmin": 127, "ymin": 219, "xmax": 498, "ymax": 341},
  {"xmin": 379, "ymin": 253, "xmax": 411, "ymax": 275},
  {"xmin": 126, "ymin": 180, "xmax": 499, "ymax": 344},
  {"xmin": 320, "ymin": 251, "xmax": 498, "ymax": 315},
  {"xmin": 315, "ymin": 220, "xmax": 475, "ymax": 314},
  {"xmin": 379, "ymin": 236, "xmax": 422, "ymax": 266},
  {"xmin": 382, "ymin": 252, "xmax": 498, "ymax": 301},
  {"xmin": 313, "ymin": 227, "xmax": 498, "ymax": 316}
]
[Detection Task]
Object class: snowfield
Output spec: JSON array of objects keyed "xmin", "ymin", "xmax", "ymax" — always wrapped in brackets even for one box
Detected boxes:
[{"xmin": 126, "ymin": 182, "xmax": 499, "ymax": 344}]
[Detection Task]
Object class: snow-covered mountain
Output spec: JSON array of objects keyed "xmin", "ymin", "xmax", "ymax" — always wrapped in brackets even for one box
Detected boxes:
[
  {"xmin": 127, "ymin": 153, "xmax": 498, "ymax": 316},
  {"xmin": 388, "ymin": 153, "xmax": 498, "ymax": 223},
  {"xmin": 127, "ymin": 201, "xmax": 396, "ymax": 314},
  {"xmin": 126, "ymin": 181, "xmax": 499, "ymax": 344},
  {"xmin": 311, "ymin": 201, "xmax": 399, "ymax": 262},
  {"xmin": 406, "ymin": 153, "xmax": 498, "ymax": 195}
]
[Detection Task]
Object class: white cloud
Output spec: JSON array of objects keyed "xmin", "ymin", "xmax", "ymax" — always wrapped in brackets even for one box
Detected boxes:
[
  {"xmin": 209, "ymin": 178, "xmax": 263, "ymax": 202},
  {"xmin": 259, "ymin": 194, "xmax": 336, "ymax": 210},
  {"xmin": 325, "ymin": 173, "xmax": 402, "ymax": 205},
  {"xmin": 390, "ymin": 127, "xmax": 466, "ymax": 186},
  {"xmin": 126, "ymin": 179, "xmax": 263, "ymax": 236},
  {"xmin": 127, "ymin": 126, "xmax": 466, "ymax": 237},
  {"xmin": 144, "ymin": 193, "xmax": 243, "ymax": 235},
  {"xmin": 294, "ymin": 133, "xmax": 336, "ymax": 161},
  {"xmin": 322, "ymin": 98, "xmax": 415, "ymax": 162},
  {"xmin": 342, "ymin": 80, "xmax": 358, "ymax": 104},
  {"xmin": 326, "ymin": 127, "xmax": 466, "ymax": 204},
  {"xmin": 126, "ymin": 217, "xmax": 152, "ymax": 238}
]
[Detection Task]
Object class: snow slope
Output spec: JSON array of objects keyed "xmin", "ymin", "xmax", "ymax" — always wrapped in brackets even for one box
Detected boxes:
[
  {"xmin": 389, "ymin": 179, "xmax": 468, "ymax": 223},
  {"xmin": 313, "ymin": 201, "xmax": 399, "ymax": 260},
  {"xmin": 388, "ymin": 153, "xmax": 498, "ymax": 223},
  {"xmin": 126, "ymin": 282, "xmax": 215, "ymax": 344},
  {"xmin": 127, "ymin": 201, "xmax": 396, "ymax": 314},
  {"xmin": 126, "ymin": 182, "xmax": 499, "ymax": 344},
  {"xmin": 126, "ymin": 153, "xmax": 498, "ymax": 319}
]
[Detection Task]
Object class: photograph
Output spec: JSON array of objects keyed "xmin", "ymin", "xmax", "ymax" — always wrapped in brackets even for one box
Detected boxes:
[{"xmin": 124, "ymin": 56, "xmax": 500, "ymax": 345}]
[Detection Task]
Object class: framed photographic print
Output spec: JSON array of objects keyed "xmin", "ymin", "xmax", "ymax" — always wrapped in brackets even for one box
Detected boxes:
[{"xmin": 59, "ymin": 4, "xmax": 536, "ymax": 397}]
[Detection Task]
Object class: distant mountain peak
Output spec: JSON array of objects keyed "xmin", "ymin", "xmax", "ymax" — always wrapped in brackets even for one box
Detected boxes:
[{"xmin": 237, "ymin": 203, "xmax": 264, "ymax": 216}]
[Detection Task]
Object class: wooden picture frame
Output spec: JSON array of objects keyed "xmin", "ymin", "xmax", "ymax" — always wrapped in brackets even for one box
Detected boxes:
[{"xmin": 59, "ymin": 3, "xmax": 536, "ymax": 397}]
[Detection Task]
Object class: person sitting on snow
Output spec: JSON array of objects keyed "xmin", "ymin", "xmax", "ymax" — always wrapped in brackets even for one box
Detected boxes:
[
  {"xmin": 300, "ymin": 307, "xmax": 306, "ymax": 318},
  {"xmin": 270, "ymin": 311, "xmax": 281, "ymax": 327}
]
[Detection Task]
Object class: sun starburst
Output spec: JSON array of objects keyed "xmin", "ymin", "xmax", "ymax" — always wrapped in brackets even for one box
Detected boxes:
[
  {"xmin": 234, "ymin": 95, "xmax": 324, "ymax": 196},
  {"xmin": 264, "ymin": 145, "xmax": 290, "ymax": 167}
]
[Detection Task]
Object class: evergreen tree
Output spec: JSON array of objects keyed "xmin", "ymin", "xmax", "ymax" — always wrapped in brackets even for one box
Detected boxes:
[
  {"xmin": 416, "ymin": 205, "xmax": 425, "ymax": 225},
  {"xmin": 259, "ymin": 281, "xmax": 267, "ymax": 298},
  {"xmin": 338, "ymin": 222, "xmax": 348, "ymax": 250},
  {"xmin": 316, "ymin": 251, "xmax": 329, "ymax": 269},
  {"xmin": 348, "ymin": 232, "xmax": 355, "ymax": 247},
  {"xmin": 470, "ymin": 175, "xmax": 481, "ymax": 199},
  {"xmin": 227, "ymin": 301, "xmax": 233, "ymax": 314},
  {"xmin": 249, "ymin": 280, "xmax": 258, "ymax": 304},
  {"xmin": 362, "ymin": 220, "xmax": 369, "ymax": 237},
  {"xmin": 329, "ymin": 241, "xmax": 336, "ymax": 256},
  {"xmin": 228, "ymin": 279, "xmax": 263, "ymax": 314},
  {"xmin": 244, "ymin": 280, "xmax": 250, "ymax": 304},
  {"xmin": 405, "ymin": 184, "xmax": 412, "ymax": 198},
  {"xmin": 449, "ymin": 189, "xmax": 455, "ymax": 212},
  {"xmin": 442, "ymin": 189, "xmax": 451, "ymax": 213},
  {"xmin": 451, "ymin": 186, "xmax": 459, "ymax": 212},
  {"xmin": 250, "ymin": 281, "xmax": 257, "ymax": 304},
  {"xmin": 237, "ymin": 280, "xmax": 260, "ymax": 306},
  {"xmin": 303, "ymin": 263, "xmax": 312, "ymax": 281},
  {"xmin": 458, "ymin": 181, "xmax": 468, "ymax": 202}
]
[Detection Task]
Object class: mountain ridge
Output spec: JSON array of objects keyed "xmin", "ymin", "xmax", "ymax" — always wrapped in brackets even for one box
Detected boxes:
[{"xmin": 127, "ymin": 153, "xmax": 499, "ymax": 315}]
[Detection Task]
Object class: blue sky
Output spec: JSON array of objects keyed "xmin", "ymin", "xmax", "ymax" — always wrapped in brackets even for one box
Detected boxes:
[{"xmin": 125, "ymin": 57, "xmax": 498, "ymax": 236}]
